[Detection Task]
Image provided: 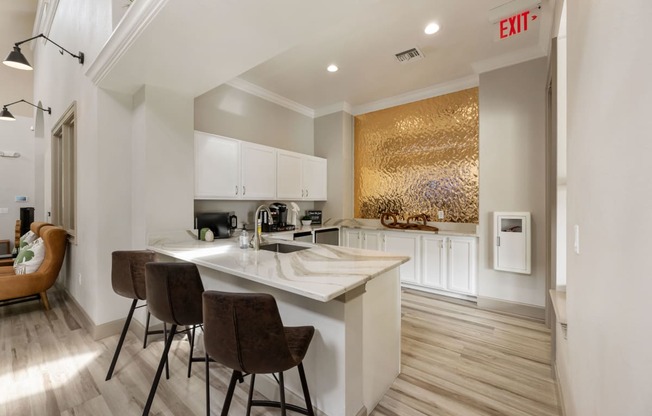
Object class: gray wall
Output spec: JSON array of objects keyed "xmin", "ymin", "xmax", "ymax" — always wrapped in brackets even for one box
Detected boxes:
[
  {"xmin": 314, "ymin": 111, "xmax": 354, "ymax": 221},
  {"xmin": 478, "ymin": 58, "xmax": 548, "ymax": 307},
  {"xmin": 195, "ymin": 84, "xmax": 314, "ymax": 154}
]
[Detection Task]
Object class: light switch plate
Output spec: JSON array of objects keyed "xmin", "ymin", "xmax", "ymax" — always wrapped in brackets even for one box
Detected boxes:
[
  {"xmin": 437, "ymin": 210, "xmax": 444, "ymax": 220},
  {"xmin": 573, "ymin": 225, "xmax": 580, "ymax": 254},
  {"xmin": 0, "ymin": 208, "xmax": 8, "ymax": 214}
]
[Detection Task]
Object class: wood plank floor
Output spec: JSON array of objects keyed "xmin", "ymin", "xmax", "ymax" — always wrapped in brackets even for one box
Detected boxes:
[{"xmin": 0, "ymin": 289, "xmax": 560, "ymax": 416}]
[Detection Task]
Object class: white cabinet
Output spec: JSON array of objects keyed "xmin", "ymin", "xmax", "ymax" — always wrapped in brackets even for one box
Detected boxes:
[
  {"xmin": 342, "ymin": 227, "xmax": 478, "ymax": 298},
  {"xmin": 276, "ymin": 150, "xmax": 327, "ymax": 201},
  {"xmin": 194, "ymin": 132, "xmax": 240, "ymax": 199},
  {"xmin": 421, "ymin": 235, "xmax": 476, "ymax": 295},
  {"xmin": 421, "ymin": 235, "xmax": 447, "ymax": 290},
  {"xmin": 493, "ymin": 212, "xmax": 531, "ymax": 274},
  {"xmin": 383, "ymin": 231, "xmax": 420, "ymax": 284},
  {"xmin": 448, "ymin": 236, "xmax": 477, "ymax": 295},
  {"xmin": 240, "ymin": 142, "xmax": 276, "ymax": 200},
  {"xmin": 342, "ymin": 228, "xmax": 362, "ymax": 248},
  {"xmin": 301, "ymin": 156, "xmax": 327, "ymax": 200}
]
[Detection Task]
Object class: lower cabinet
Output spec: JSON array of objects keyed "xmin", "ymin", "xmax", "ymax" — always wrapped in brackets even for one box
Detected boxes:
[
  {"xmin": 422, "ymin": 235, "xmax": 477, "ymax": 296},
  {"xmin": 342, "ymin": 228, "xmax": 478, "ymax": 297}
]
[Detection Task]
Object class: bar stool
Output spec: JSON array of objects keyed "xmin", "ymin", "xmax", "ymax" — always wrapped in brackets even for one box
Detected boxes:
[
  {"xmin": 202, "ymin": 291, "xmax": 315, "ymax": 416},
  {"xmin": 142, "ymin": 262, "xmax": 205, "ymax": 416},
  {"xmin": 106, "ymin": 250, "xmax": 165, "ymax": 381}
]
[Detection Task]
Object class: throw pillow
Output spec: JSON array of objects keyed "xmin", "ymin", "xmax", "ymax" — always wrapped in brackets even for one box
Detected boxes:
[
  {"xmin": 19, "ymin": 230, "xmax": 37, "ymax": 249},
  {"xmin": 14, "ymin": 237, "xmax": 46, "ymax": 274}
]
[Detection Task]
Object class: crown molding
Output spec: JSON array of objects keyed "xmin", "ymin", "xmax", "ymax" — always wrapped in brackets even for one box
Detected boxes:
[
  {"xmin": 314, "ymin": 101, "xmax": 352, "ymax": 118},
  {"xmin": 471, "ymin": 44, "xmax": 546, "ymax": 75},
  {"xmin": 85, "ymin": 0, "xmax": 169, "ymax": 86},
  {"xmin": 351, "ymin": 75, "xmax": 479, "ymax": 116},
  {"xmin": 226, "ymin": 78, "xmax": 314, "ymax": 118}
]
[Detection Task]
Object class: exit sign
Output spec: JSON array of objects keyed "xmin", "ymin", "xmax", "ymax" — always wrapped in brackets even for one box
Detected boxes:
[{"xmin": 499, "ymin": 10, "xmax": 538, "ymax": 39}]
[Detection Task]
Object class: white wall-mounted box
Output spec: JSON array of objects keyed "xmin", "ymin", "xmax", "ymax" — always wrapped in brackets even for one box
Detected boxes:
[{"xmin": 493, "ymin": 212, "xmax": 531, "ymax": 274}]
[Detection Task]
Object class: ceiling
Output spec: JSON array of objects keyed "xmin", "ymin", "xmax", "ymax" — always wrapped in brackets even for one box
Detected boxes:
[{"xmin": 2, "ymin": 0, "xmax": 556, "ymax": 117}]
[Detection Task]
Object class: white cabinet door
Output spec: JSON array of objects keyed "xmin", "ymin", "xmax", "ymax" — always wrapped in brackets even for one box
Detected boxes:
[
  {"xmin": 448, "ymin": 236, "xmax": 477, "ymax": 295},
  {"xmin": 384, "ymin": 231, "xmax": 419, "ymax": 284},
  {"xmin": 421, "ymin": 235, "xmax": 447, "ymax": 290},
  {"xmin": 241, "ymin": 142, "xmax": 276, "ymax": 199},
  {"xmin": 302, "ymin": 156, "xmax": 327, "ymax": 200},
  {"xmin": 276, "ymin": 151, "xmax": 303, "ymax": 199},
  {"xmin": 343, "ymin": 229, "xmax": 362, "ymax": 248},
  {"xmin": 194, "ymin": 132, "xmax": 240, "ymax": 199},
  {"xmin": 362, "ymin": 230, "xmax": 384, "ymax": 251}
]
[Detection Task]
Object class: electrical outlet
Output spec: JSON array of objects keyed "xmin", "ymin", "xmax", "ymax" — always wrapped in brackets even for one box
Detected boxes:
[{"xmin": 437, "ymin": 210, "xmax": 444, "ymax": 220}]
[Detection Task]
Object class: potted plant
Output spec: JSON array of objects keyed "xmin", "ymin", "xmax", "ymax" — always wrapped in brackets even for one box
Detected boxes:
[{"xmin": 301, "ymin": 215, "xmax": 313, "ymax": 226}]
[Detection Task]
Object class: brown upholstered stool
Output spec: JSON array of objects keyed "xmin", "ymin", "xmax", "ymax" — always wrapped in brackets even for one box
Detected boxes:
[
  {"xmin": 106, "ymin": 250, "xmax": 164, "ymax": 381},
  {"xmin": 142, "ymin": 262, "xmax": 205, "ymax": 416},
  {"xmin": 202, "ymin": 291, "xmax": 315, "ymax": 416}
]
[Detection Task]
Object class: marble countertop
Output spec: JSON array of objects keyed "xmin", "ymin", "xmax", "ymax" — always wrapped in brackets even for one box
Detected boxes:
[
  {"xmin": 148, "ymin": 232, "xmax": 408, "ymax": 302},
  {"xmin": 340, "ymin": 224, "xmax": 478, "ymax": 237}
]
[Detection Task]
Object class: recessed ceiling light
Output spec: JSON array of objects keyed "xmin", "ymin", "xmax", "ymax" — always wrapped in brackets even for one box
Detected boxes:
[
  {"xmin": 327, "ymin": 64, "xmax": 338, "ymax": 72},
  {"xmin": 424, "ymin": 22, "xmax": 440, "ymax": 35}
]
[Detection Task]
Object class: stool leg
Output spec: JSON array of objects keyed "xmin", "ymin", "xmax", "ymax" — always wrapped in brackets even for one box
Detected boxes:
[
  {"xmin": 163, "ymin": 323, "xmax": 170, "ymax": 380},
  {"xmin": 279, "ymin": 372, "xmax": 286, "ymax": 416},
  {"xmin": 298, "ymin": 363, "xmax": 315, "ymax": 416},
  {"xmin": 106, "ymin": 299, "xmax": 137, "ymax": 381},
  {"xmin": 221, "ymin": 370, "xmax": 240, "ymax": 416},
  {"xmin": 142, "ymin": 324, "xmax": 177, "ymax": 416},
  {"xmin": 246, "ymin": 374, "xmax": 256, "ymax": 416},
  {"xmin": 205, "ymin": 353, "xmax": 211, "ymax": 416},
  {"xmin": 187, "ymin": 324, "xmax": 196, "ymax": 378},
  {"xmin": 143, "ymin": 311, "xmax": 152, "ymax": 349}
]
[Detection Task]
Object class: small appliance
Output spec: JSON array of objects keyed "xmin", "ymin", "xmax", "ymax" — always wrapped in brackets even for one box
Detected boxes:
[
  {"xmin": 196, "ymin": 212, "xmax": 237, "ymax": 239},
  {"xmin": 262, "ymin": 203, "xmax": 295, "ymax": 232}
]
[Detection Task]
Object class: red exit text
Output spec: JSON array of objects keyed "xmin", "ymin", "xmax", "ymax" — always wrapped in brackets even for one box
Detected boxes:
[{"xmin": 499, "ymin": 10, "xmax": 537, "ymax": 39}]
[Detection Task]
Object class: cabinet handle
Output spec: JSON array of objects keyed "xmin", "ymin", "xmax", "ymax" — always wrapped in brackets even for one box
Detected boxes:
[
  {"xmin": 449, "ymin": 240, "xmax": 452, "ymax": 250},
  {"xmin": 306, "ymin": 189, "xmax": 309, "ymax": 197},
  {"xmin": 243, "ymin": 186, "xmax": 246, "ymax": 195},
  {"xmin": 301, "ymin": 189, "xmax": 304, "ymax": 197},
  {"xmin": 496, "ymin": 236, "xmax": 501, "ymax": 247},
  {"xmin": 235, "ymin": 186, "xmax": 238, "ymax": 195}
]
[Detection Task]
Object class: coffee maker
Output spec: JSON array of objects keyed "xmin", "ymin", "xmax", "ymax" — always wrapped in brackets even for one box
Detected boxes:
[{"xmin": 262, "ymin": 203, "xmax": 295, "ymax": 232}]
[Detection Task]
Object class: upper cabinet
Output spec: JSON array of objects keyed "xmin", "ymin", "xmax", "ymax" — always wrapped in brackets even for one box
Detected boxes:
[
  {"xmin": 276, "ymin": 150, "xmax": 327, "ymax": 201},
  {"xmin": 240, "ymin": 142, "xmax": 276, "ymax": 200},
  {"xmin": 194, "ymin": 132, "xmax": 240, "ymax": 199},
  {"xmin": 195, "ymin": 131, "xmax": 327, "ymax": 201}
]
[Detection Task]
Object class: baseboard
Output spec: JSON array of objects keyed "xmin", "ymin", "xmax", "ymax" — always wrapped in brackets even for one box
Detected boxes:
[
  {"xmin": 554, "ymin": 363, "xmax": 569, "ymax": 416},
  {"xmin": 476, "ymin": 296, "xmax": 545, "ymax": 321},
  {"xmin": 60, "ymin": 288, "xmax": 163, "ymax": 341}
]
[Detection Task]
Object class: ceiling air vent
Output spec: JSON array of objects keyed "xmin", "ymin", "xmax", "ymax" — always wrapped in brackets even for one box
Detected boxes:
[{"xmin": 394, "ymin": 47, "xmax": 424, "ymax": 64}]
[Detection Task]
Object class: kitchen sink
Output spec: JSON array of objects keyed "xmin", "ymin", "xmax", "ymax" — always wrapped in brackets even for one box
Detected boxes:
[{"xmin": 259, "ymin": 243, "xmax": 310, "ymax": 253}]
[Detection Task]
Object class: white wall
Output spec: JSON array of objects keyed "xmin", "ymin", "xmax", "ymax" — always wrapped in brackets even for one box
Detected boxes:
[
  {"xmin": 0, "ymin": 116, "xmax": 34, "ymax": 252},
  {"xmin": 565, "ymin": 0, "xmax": 652, "ymax": 414},
  {"xmin": 478, "ymin": 58, "xmax": 548, "ymax": 307}
]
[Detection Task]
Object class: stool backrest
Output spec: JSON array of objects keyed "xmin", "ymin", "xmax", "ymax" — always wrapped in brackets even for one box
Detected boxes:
[
  {"xmin": 202, "ymin": 291, "xmax": 297, "ymax": 374},
  {"xmin": 145, "ymin": 262, "xmax": 204, "ymax": 325},
  {"xmin": 111, "ymin": 250, "xmax": 156, "ymax": 300}
]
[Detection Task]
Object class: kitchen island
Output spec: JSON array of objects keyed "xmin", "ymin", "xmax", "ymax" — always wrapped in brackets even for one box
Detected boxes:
[{"xmin": 148, "ymin": 231, "xmax": 408, "ymax": 416}]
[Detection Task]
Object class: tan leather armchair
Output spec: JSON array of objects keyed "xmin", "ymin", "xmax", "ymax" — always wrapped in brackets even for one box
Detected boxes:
[{"xmin": 0, "ymin": 223, "xmax": 68, "ymax": 310}]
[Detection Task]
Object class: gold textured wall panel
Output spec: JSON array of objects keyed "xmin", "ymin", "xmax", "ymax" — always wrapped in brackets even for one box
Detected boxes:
[{"xmin": 354, "ymin": 88, "xmax": 479, "ymax": 223}]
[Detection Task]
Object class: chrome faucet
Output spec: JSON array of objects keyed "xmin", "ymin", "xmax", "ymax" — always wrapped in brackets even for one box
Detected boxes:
[{"xmin": 252, "ymin": 205, "xmax": 273, "ymax": 250}]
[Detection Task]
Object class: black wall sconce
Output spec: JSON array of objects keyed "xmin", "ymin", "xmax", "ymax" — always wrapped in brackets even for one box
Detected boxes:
[
  {"xmin": 0, "ymin": 100, "xmax": 51, "ymax": 121},
  {"xmin": 3, "ymin": 33, "xmax": 84, "ymax": 70}
]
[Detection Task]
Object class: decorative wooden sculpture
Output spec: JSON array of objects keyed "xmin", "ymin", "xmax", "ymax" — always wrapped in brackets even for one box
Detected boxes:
[{"xmin": 380, "ymin": 213, "xmax": 439, "ymax": 232}]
